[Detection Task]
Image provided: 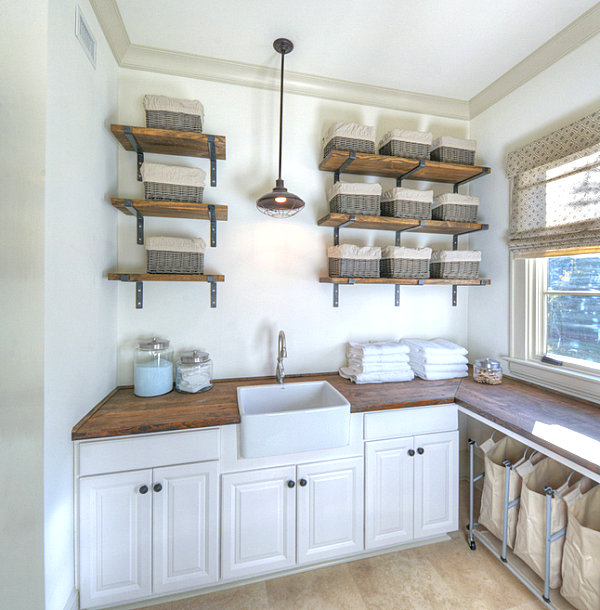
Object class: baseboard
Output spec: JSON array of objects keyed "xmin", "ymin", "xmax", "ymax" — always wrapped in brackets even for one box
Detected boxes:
[{"xmin": 63, "ymin": 589, "xmax": 79, "ymax": 610}]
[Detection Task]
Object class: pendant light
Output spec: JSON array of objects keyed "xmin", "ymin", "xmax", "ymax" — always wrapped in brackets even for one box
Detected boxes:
[{"xmin": 256, "ymin": 38, "xmax": 305, "ymax": 218}]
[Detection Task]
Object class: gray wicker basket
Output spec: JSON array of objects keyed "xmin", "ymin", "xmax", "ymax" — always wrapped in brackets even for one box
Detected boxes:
[
  {"xmin": 145, "ymin": 110, "xmax": 203, "ymax": 133},
  {"xmin": 323, "ymin": 136, "xmax": 375, "ymax": 159},
  {"xmin": 329, "ymin": 194, "xmax": 380, "ymax": 216},
  {"xmin": 430, "ymin": 260, "xmax": 479, "ymax": 279},
  {"xmin": 328, "ymin": 257, "xmax": 379, "ymax": 278},
  {"xmin": 378, "ymin": 140, "xmax": 430, "ymax": 159},
  {"xmin": 381, "ymin": 257, "xmax": 430, "ymax": 278},
  {"xmin": 381, "ymin": 198, "xmax": 431, "ymax": 220},
  {"xmin": 432, "ymin": 203, "xmax": 477, "ymax": 223},
  {"xmin": 430, "ymin": 146, "xmax": 475, "ymax": 165},
  {"xmin": 144, "ymin": 182, "xmax": 204, "ymax": 203},
  {"xmin": 147, "ymin": 250, "xmax": 204, "ymax": 274}
]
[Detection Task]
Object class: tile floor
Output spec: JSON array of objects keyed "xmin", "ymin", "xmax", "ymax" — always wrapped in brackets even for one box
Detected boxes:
[{"xmin": 139, "ymin": 483, "xmax": 546, "ymax": 610}]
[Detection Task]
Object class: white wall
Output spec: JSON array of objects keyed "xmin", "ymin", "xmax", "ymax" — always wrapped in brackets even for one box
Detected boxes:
[
  {"xmin": 116, "ymin": 70, "xmax": 474, "ymax": 382},
  {"xmin": 44, "ymin": 2, "xmax": 118, "ymax": 609},
  {"xmin": 468, "ymin": 32, "xmax": 600, "ymax": 365},
  {"xmin": 0, "ymin": 3, "xmax": 47, "ymax": 609}
]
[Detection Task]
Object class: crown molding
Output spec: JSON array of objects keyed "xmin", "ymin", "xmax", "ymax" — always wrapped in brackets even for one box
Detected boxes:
[
  {"xmin": 469, "ymin": 3, "xmax": 600, "ymax": 118},
  {"xmin": 91, "ymin": 0, "xmax": 600, "ymax": 121}
]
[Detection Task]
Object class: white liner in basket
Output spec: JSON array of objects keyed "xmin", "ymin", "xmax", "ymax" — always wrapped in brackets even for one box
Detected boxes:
[
  {"xmin": 327, "ymin": 244, "xmax": 381, "ymax": 259},
  {"xmin": 431, "ymin": 250, "xmax": 481, "ymax": 262},
  {"xmin": 432, "ymin": 193, "xmax": 479, "ymax": 208},
  {"xmin": 327, "ymin": 181, "xmax": 382, "ymax": 200},
  {"xmin": 378, "ymin": 129, "xmax": 433, "ymax": 148},
  {"xmin": 382, "ymin": 187, "xmax": 433, "ymax": 203},
  {"xmin": 145, "ymin": 236, "xmax": 206, "ymax": 254},
  {"xmin": 140, "ymin": 162, "xmax": 206, "ymax": 187},
  {"xmin": 382, "ymin": 246, "xmax": 432, "ymax": 260},
  {"xmin": 322, "ymin": 122, "xmax": 376, "ymax": 146},
  {"xmin": 143, "ymin": 95, "xmax": 205, "ymax": 121},
  {"xmin": 431, "ymin": 136, "xmax": 477, "ymax": 152}
]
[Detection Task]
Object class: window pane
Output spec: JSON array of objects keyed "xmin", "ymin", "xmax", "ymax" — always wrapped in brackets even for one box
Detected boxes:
[
  {"xmin": 547, "ymin": 255, "xmax": 600, "ymax": 291},
  {"xmin": 547, "ymin": 294, "xmax": 600, "ymax": 364}
]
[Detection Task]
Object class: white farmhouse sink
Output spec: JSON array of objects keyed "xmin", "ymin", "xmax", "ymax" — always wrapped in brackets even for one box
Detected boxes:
[{"xmin": 237, "ymin": 380, "xmax": 351, "ymax": 458}]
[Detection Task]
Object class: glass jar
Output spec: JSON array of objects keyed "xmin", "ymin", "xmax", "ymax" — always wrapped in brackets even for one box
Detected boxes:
[
  {"xmin": 473, "ymin": 358, "xmax": 503, "ymax": 385},
  {"xmin": 134, "ymin": 337, "xmax": 174, "ymax": 397},
  {"xmin": 175, "ymin": 350, "xmax": 213, "ymax": 393}
]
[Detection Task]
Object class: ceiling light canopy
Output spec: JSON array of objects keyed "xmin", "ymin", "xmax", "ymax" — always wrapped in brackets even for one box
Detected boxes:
[{"xmin": 256, "ymin": 38, "xmax": 305, "ymax": 219}]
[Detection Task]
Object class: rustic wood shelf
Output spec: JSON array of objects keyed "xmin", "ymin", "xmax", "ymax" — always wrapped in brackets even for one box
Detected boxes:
[
  {"xmin": 112, "ymin": 199, "xmax": 228, "ymax": 221},
  {"xmin": 319, "ymin": 277, "xmax": 490, "ymax": 286},
  {"xmin": 317, "ymin": 213, "xmax": 488, "ymax": 236},
  {"xmin": 108, "ymin": 273, "xmax": 225, "ymax": 309},
  {"xmin": 319, "ymin": 150, "xmax": 490, "ymax": 185},
  {"xmin": 110, "ymin": 125, "xmax": 226, "ymax": 160}
]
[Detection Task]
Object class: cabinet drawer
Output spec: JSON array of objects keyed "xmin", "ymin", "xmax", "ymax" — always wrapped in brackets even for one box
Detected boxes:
[
  {"xmin": 364, "ymin": 405, "xmax": 457, "ymax": 440},
  {"xmin": 78, "ymin": 428, "xmax": 220, "ymax": 476}
]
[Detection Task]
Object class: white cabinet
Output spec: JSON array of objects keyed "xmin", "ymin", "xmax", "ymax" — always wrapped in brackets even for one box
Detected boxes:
[
  {"xmin": 79, "ymin": 460, "xmax": 218, "ymax": 608},
  {"xmin": 221, "ymin": 457, "xmax": 363, "ymax": 581}
]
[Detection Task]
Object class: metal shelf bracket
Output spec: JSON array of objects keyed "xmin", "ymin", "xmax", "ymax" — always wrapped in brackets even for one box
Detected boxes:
[
  {"xmin": 123, "ymin": 126, "xmax": 144, "ymax": 182},
  {"xmin": 124, "ymin": 199, "xmax": 144, "ymax": 244},
  {"xmin": 396, "ymin": 160, "xmax": 426, "ymax": 187},
  {"xmin": 453, "ymin": 167, "xmax": 490, "ymax": 193},
  {"xmin": 334, "ymin": 152, "xmax": 356, "ymax": 183},
  {"xmin": 206, "ymin": 275, "xmax": 217, "ymax": 308},
  {"xmin": 208, "ymin": 136, "xmax": 217, "ymax": 187},
  {"xmin": 333, "ymin": 215, "xmax": 356, "ymax": 245},
  {"xmin": 208, "ymin": 204, "xmax": 217, "ymax": 247}
]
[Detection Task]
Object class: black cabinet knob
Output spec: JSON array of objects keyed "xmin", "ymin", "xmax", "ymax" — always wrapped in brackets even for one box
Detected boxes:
[
  {"xmin": 287, "ymin": 480, "xmax": 295, "ymax": 488},
  {"xmin": 139, "ymin": 485, "xmax": 149, "ymax": 494},
  {"xmin": 153, "ymin": 483, "xmax": 163, "ymax": 492},
  {"xmin": 408, "ymin": 449, "xmax": 415, "ymax": 457},
  {"xmin": 299, "ymin": 478, "xmax": 307, "ymax": 487},
  {"xmin": 417, "ymin": 447, "xmax": 424, "ymax": 455}
]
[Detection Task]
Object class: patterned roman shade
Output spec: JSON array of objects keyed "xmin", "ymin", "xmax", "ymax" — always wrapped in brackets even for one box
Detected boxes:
[{"xmin": 506, "ymin": 110, "xmax": 600, "ymax": 257}]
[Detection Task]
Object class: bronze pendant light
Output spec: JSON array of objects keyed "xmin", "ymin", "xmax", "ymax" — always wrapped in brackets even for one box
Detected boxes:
[{"xmin": 256, "ymin": 38, "xmax": 305, "ymax": 218}]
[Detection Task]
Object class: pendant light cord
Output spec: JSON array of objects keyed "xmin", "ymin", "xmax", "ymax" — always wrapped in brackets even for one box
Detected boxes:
[{"xmin": 278, "ymin": 50, "xmax": 285, "ymax": 181}]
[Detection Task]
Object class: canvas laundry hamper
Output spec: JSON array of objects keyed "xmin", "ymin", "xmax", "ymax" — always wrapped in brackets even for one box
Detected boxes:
[
  {"xmin": 560, "ymin": 484, "xmax": 600, "ymax": 610},
  {"xmin": 478, "ymin": 437, "xmax": 528, "ymax": 548},
  {"xmin": 513, "ymin": 458, "xmax": 583, "ymax": 589}
]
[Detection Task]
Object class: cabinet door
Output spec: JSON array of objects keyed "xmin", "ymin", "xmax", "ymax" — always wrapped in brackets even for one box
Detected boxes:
[
  {"xmin": 365, "ymin": 437, "xmax": 414, "ymax": 549},
  {"xmin": 152, "ymin": 461, "xmax": 219, "ymax": 594},
  {"xmin": 297, "ymin": 457, "xmax": 364, "ymax": 565},
  {"xmin": 79, "ymin": 470, "xmax": 152, "ymax": 608},
  {"xmin": 221, "ymin": 466, "xmax": 296, "ymax": 580},
  {"xmin": 413, "ymin": 430, "xmax": 458, "ymax": 540}
]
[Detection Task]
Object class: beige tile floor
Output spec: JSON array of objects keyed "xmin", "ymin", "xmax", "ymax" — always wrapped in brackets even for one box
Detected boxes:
[{"xmin": 139, "ymin": 483, "xmax": 546, "ymax": 610}]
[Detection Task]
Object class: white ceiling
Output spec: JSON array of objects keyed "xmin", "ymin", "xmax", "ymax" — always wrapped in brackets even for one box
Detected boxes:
[{"xmin": 94, "ymin": 0, "xmax": 600, "ymax": 118}]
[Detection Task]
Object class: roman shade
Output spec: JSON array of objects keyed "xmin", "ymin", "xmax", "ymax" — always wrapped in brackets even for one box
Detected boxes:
[{"xmin": 506, "ymin": 110, "xmax": 600, "ymax": 257}]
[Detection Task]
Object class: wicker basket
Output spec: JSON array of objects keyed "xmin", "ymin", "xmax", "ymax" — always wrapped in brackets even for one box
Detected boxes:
[
  {"xmin": 329, "ymin": 257, "xmax": 379, "ymax": 278},
  {"xmin": 381, "ymin": 187, "xmax": 433, "ymax": 220},
  {"xmin": 144, "ymin": 182, "xmax": 204, "ymax": 203},
  {"xmin": 430, "ymin": 260, "xmax": 480, "ymax": 279},
  {"xmin": 430, "ymin": 136, "xmax": 476, "ymax": 165},
  {"xmin": 381, "ymin": 257, "xmax": 429, "ymax": 278},
  {"xmin": 432, "ymin": 193, "xmax": 478, "ymax": 222},
  {"xmin": 379, "ymin": 140, "xmax": 430, "ymax": 159},
  {"xmin": 145, "ymin": 110, "xmax": 203, "ymax": 133},
  {"xmin": 147, "ymin": 250, "xmax": 204, "ymax": 274},
  {"xmin": 323, "ymin": 136, "xmax": 375, "ymax": 159},
  {"xmin": 329, "ymin": 194, "xmax": 380, "ymax": 216}
]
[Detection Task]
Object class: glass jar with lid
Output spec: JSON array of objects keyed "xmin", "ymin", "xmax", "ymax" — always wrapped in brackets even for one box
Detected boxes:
[
  {"xmin": 175, "ymin": 350, "xmax": 213, "ymax": 393},
  {"xmin": 473, "ymin": 358, "xmax": 503, "ymax": 385},
  {"xmin": 134, "ymin": 337, "xmax": 174, "ymax": 397}
]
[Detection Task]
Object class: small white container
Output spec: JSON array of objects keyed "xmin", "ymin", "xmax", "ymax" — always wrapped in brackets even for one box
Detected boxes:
[{"xmin": 175, "ymin": 350, "xmax": 213, "ymax": 393}]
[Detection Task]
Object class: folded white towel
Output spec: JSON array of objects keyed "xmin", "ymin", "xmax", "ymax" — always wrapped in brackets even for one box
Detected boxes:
[
  {"xmin": 348, "ymin": 341, "xmax": 410, "ymax": 357},
  {"xmin": 410, "ymin": 363, "xmax": 468, "ymax": 375},
  {"xmin": 339, "ymin": 367, "xmax": 414, "ymax": 384},
  {"xmin": 409, "ymin": 353, "xmax": 468, "ymax": 366},
  {"xmin": 347, "ymin": 358, "xmax": 411, "ymax": 374},
  {"xmin": 402, "ymin": 338, "xmax": 468, "ymax": 357},
  {"xmin": 411, "ymin": 368, "xmax": 468, "ymax": 381}
]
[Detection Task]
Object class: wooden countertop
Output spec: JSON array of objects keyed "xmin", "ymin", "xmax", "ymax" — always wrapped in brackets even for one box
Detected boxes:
[{"xmin": 72, "ymin": 371, "xmax": 600, "ymax": 476}]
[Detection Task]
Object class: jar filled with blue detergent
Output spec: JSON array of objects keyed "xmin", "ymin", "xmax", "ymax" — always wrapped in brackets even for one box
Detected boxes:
[{"xmin": 134, "ymin": 337, "xmax": 174, "ymax": 397}]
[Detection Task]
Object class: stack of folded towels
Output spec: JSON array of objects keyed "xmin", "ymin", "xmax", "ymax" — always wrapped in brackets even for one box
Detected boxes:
[
  {"xmin": 339, "ymin": 341, "xmax": 413, "ymax": 384},
  {"xmin": 401, "ymin": 338, "xmax": 468, "ymax": 380}
]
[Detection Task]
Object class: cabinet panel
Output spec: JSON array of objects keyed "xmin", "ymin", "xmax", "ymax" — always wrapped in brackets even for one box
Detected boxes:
[
  {"xmin": 297, "ymin": 457, "xmax": 364, "ymax": 564},
  {"xmin": 365, "ymin": 438, "xmax": 414, "ymax": 549},
  {"xmin": 221, "ymin": 466, "xmax": 296, "ymax": 580},
  {"xmin": 364, "ymin": 405, "xmax": 457, "ymax": 440},
  {"xmin": 413, "ymin": 430, "xmax": 458, "ymax": 539},
  {"xmin": 79, "ymin": 470, "xmax": 152, "ymax": 608},
  {"xmin": 153, "ymin": 462, "xmax": 219, "ymax": 594}
]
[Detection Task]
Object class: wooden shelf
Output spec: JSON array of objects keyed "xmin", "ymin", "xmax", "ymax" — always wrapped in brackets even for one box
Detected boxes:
[
  {"xmin": 319, "ymin": 277, "xmax": 490, "ymax": 286},
  {"xmin": 108, "ymin": 273, "xmax": 224, "ymax": 282},
  {"xmin": 319, "ymin": 150, "xmax": 490, "ymax": 184},
  {"xmin": 112, "ymin": 199, "xmax": 228, "ymax": 221},
  {"xmin": 110, "ymin": 125, "xmax": 226, "ymax": 159},
  {"xmin": 318, "ymin": 213, "xmax": 487, "ymax": 236}
]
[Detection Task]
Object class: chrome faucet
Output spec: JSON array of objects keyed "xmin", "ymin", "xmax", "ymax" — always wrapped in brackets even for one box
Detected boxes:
[{"xmin": 276, "ymin": 330, "xmax": 287, "ymax": 384}]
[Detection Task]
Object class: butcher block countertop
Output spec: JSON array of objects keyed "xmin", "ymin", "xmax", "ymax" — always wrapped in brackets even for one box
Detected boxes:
[{"xmin": 72, "ymin": 371, "xmax": 600, "ymax": 476}]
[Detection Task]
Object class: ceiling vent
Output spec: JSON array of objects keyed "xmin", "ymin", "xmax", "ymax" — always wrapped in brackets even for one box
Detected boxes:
[{"xmin": 75, "ymin": 6, "xmax": 97, "ymax": 68}]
